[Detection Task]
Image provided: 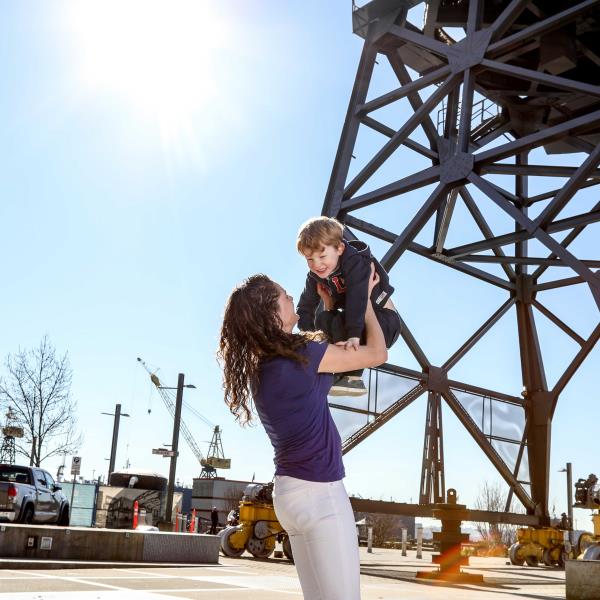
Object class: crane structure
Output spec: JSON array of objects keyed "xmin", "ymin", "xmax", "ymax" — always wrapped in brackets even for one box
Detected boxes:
[
  {"xmin": 324, "ymin": 0, "xmax": 600, "ymax": 524},
  {"xmin": 137, "ymin": 357, "xmax": 231, "ymax": 479},
  {"xmin": 0, "ymin": 407, "xmax": 24, "ymax": 465}
]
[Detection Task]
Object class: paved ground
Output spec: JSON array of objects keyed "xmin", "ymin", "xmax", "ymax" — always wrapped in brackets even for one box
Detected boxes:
[{"xmin": 0, "ymin": 547, "xmax": 566, "ymax": 599}]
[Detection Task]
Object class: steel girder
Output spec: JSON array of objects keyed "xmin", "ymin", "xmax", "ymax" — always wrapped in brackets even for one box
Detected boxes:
[{"xmin": 324, "ymin": 0, "xmax": 600, "ymax": 521}]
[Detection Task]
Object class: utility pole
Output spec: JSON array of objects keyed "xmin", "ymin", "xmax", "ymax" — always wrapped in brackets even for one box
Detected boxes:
[
  {"xmin": 102, "ymin": 404, "xmax": 130, "ymax": 482},
  {"xmin": 165, "ymin": 373, "xmax": 184, "ymax": 523},
  {"xmin": 137, "ymin": 358, "xmax": 195, "ymax": 524},
  {"xmin": 562, "ymin": 462, "xmax": 574, "ymax": 545}
]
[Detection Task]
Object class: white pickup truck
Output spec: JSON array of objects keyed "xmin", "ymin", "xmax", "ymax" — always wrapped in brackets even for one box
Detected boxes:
[{"xmin": 0, "ymin": 464, "xmax": 70, "ymax": 525}]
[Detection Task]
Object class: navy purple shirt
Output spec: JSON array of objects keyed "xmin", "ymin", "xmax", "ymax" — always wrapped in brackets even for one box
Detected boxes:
[{"xmin": 252, "ymin": 341, "xmax": 345, "ymax": 482}]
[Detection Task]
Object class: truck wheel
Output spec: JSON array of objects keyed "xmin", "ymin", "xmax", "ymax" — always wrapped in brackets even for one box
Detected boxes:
[
  {"xmin": 20, "ymin": 506, "xmax": 34, "ymax": 524},
  {"xmin": 282, "ymin": 536, "xmax": 294, "ymax": 562},
  {"xmin": 57, "ymin": 506, "xmax": 70, "ymax": 526},
  {"xmin": 220, "ymin": 527, "xmax": 245, "ymax": 558}
]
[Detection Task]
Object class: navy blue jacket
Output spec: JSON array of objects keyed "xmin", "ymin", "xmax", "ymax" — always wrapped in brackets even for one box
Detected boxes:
[{"xmin": 297, "ymin": 240, "xmax": 394, "ymax": 339}]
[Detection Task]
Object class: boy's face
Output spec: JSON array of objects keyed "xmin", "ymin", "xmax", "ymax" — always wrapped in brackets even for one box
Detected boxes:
[{"xmin": 303, "ymin": 243, "xmax": 344, "ymax": 279}]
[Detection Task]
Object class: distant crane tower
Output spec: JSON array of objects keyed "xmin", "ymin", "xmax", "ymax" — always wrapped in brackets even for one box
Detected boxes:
[
  {"xmin": 137, "ymin": 357, "xmax": 231, "ymax": 479},
  {"xmin": 0, "ymin": 407, "xmax": 24, "ymax": 465}
]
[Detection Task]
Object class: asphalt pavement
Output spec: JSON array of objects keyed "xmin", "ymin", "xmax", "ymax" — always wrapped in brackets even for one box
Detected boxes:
[{"xmin": 0, "ymin": 547, "xmax": 566, "ymax": 599}]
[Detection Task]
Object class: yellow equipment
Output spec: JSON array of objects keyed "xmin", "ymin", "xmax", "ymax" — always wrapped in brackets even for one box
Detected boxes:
[
  {"xmin": 219, "ymin": 483, "xmax": 293, "ymax": 561},
  {"xmin": 509, "ymin": 526, "xmax": 570, "ymax": 567},
  {"xmin": 573, "ymin": 473, "xmax": 600, "ymax": 560},
  {"xmin": 509, "ymin": 472, "xmax": 600, "ymax": 567}
]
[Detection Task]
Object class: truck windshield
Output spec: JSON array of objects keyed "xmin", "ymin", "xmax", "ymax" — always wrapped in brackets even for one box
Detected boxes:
[{"xmin": 0, "ymin": 466, "xmax": 31, "ymax": 484}]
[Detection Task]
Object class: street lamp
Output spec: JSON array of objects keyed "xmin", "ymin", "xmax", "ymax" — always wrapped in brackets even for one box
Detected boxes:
[
  {"xmin": 158, "ymin": 375, "xmax": 195, "ymax": 523},
  {"xmin": 102, "ymin": 404, "xmax": 130, "ymax": 483},
  {"xmin": 559, "ymin": 462, "xmax": 573, "ymax": 545}
]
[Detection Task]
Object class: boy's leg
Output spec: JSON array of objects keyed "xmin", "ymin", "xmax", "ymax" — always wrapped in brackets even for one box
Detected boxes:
[
  {"xmin": 315, "ymin": 309, "xmax": 346, "ymax": 343},
  {"xmin": 322, "ymin": 311, "xmax": 366, "ymax": 396},
  {"xmin": 316, "ymin": 310, "xmax": 363, "ymax": 376},
  {"xmin": 316, "ymin": 310, "xmax": 366, "ymax": 396},
  {"xmin": 330, "ymin": 305, "xmax": 400, "ymax": 397},
  {"xmin": 375, "ymin": 306, "xmax": 402, "ymax": 348}
]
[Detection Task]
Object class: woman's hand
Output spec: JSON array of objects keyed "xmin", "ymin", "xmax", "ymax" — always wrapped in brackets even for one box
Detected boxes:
[
  {"xmin": 317, "ymin": 283, "xmax": 334, "ymax": 311},
  {"xmin": 335, "ymin": 264, "xmax": 380, "ymax": 351},
  {"xmin": 317, "ymin": 261, "xmax": 387, "ymax": 373},
  {"xmin": 368, "ymin": 262, "xmax": 380, "ymax": 295}
]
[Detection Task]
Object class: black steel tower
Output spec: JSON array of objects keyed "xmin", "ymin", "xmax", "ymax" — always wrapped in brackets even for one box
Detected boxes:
[{"xmin": 325, "ymin": 0, "xmax": 600, "ymax": 521}]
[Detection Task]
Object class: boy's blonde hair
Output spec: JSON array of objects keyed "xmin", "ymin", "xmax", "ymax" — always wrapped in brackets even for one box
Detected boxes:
[{"xmin": 296, "ymin": 217, "xmax": 344, "ymax": 254}]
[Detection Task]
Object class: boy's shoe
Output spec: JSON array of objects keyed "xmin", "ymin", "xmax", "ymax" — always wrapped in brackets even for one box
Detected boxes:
[{"xmin": 329, "ymin": 376, "xmax": 367, "ymax": 397}]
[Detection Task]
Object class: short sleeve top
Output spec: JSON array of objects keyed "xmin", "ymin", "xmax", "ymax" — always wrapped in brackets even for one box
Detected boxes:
[{"xmin": 253, "ymin": 341, "xmax": 344, "ymax": 482}]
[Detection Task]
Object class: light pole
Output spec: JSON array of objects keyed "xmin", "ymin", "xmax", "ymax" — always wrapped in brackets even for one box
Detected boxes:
[
  {"xmin": 102, "ymin": 404, "xmax": 130, "ymax": 483},
  {"xmin": 559, "ymin": 462, "xmax": 574, "ymax": 545},
  {"xmin": 158, "ymin": 374, "xmax": 196, "ymax": 523}
]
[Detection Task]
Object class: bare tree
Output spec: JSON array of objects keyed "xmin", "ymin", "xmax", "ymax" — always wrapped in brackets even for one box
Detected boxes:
[
  {"xmin": 370, "ymin": 513, "xmax": 399, "ymax": 547},
  {"xmin": 0, "ymin": 336, "xmax": 82, "ymax": 465},
  {"xmin": 474, "ymin": 481, "xmax": 519, "ymax": 548}
]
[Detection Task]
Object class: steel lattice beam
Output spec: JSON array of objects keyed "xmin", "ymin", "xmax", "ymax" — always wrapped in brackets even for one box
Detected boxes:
[{"xmin": 324, "ymin": 0, "xmax": 600, "ymax": 521}]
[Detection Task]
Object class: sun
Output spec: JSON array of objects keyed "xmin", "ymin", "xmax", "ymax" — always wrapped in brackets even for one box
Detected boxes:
[{"xmin": 63, "ymin": 0, "xmax": 227, "ymax": 140}]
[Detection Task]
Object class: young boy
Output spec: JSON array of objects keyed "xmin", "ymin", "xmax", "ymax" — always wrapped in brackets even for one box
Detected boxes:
[{"xmin": 296, "ymin": 216, "xmax": 401, "ymax": 396}]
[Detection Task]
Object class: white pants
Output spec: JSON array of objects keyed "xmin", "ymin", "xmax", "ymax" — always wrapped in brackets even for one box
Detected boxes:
[{"xmin": 273, "ymin": 475, "xmax": 361, "ymax": 600}]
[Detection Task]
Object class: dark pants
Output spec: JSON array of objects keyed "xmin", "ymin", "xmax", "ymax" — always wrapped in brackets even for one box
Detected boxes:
[{"xmin": 315, "ymin": 304, "xmax": 401, "ymax": 377}]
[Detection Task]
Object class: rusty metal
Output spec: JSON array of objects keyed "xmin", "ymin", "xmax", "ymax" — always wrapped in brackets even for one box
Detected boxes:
[
  {"xmin": 349, "ymin": 495, "xmax": 542, "ymax": 526},
  {"xmin": 326, "ymin": 0, "xmax": 600, "ymax": 522},
  {"xmin": 419, "ymin": 391, "xmax": 445, "ymax": 504},
  {"xmin": 416, "ymin": 489, "xmax": 483, "ymax": 582}
]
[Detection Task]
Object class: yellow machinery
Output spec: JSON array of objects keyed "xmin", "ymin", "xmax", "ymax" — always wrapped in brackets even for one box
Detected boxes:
[
  {"xmin": 508, "ymin": 472, "xmax": 600, "ymax": 567},
  {"xmin": 219, "ymin": 483, "xmax": 293, "ymax": 561},
  {"xmin": 576, "ymin": 514, "xmax": 600, "ymax": 558},
  {"xmin": 509, "ymin": 526, "xmax": 570, "ymax": 567},
  {"xmin": 573, "ymin": 473, "xmax": 600, "ymax": 560}
]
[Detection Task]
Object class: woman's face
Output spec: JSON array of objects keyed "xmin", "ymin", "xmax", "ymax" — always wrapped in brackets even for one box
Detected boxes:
[{"xmin": 276, "ymin": 285, "xmax": 298, "ymax": 333}]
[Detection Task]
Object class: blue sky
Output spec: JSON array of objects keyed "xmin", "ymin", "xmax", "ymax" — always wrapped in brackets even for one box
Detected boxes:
[{"xmin": 0, "ymin": 1, "xmax": 597, "ymax": 530}]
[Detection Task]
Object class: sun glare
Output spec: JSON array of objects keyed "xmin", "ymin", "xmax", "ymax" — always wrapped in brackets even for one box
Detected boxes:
[{"xmin": 64, "ymin": 0, "xmax": 227, "ymax": 141}]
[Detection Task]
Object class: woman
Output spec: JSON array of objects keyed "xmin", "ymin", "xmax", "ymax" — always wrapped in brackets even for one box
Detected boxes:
[{"xmin": 218, "ymin": 267, "xmax": 386, "ymax": 600}]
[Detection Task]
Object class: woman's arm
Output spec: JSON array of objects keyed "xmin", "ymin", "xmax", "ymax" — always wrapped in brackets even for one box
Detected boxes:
[
  {"xmin": 297, "ymin": 274, "xmax": 321, "ymax": 331},
  {"xmin": 317, "ymin": 267, "xmax": 387, "ymax": 373}
]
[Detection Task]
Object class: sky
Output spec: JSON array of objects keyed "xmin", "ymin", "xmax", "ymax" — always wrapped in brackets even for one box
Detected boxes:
[{"xmin": 0, "ymin": 0, "xmax": 598, "ymax": 531}]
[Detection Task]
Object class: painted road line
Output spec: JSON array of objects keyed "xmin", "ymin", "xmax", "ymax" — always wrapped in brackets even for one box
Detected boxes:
[
  {"xmin": 0, "ymin": 593, "xmax": 197, "ymax": 599},
  {"xmin": 0, "ymin": 592, "xmax": 249, "ymax": 599},
  {"xmin": 3, "ymin": 569, "xmax": 129, "ymax": 592},
  {"xmin": 114, "ymin": 566, "xmax": 258, "ymax": 578},
  {"xmin": 188, "ymin": 575, "xmax": 302, "ymax": 595}
]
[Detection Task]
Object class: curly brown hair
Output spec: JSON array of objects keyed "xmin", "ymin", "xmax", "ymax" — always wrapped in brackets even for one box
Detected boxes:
[{"xmin": 218, "ymin": 274, "xmax": 316, "ymax": 425}]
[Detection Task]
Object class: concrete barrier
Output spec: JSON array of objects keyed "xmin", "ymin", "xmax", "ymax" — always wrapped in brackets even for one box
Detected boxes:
[
  {"xmin": 0, "ymin": 524, "xmax": 219, "ymax": 564},
  {"xmin": 566, "ymin": 560, "xmax": 600, "ymax": 600}
]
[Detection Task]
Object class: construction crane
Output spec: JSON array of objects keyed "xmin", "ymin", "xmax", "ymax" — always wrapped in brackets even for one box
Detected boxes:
[
  {"xmin": 0, "ymin": 407, "xmax": 24, "ymax": 465},
  {"xmin": 137, "ymin": 357, "xmax": 231, "ymax": 479}
]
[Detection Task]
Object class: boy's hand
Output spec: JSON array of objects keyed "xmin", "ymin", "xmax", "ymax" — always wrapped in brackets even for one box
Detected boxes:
[
  {"xmin": 317, "ymin": 283, "xmax": 334, "ymax": 310},
  {"xmin": 343, "ymin": 337, "xmax": 360, "ymax": 351}
]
